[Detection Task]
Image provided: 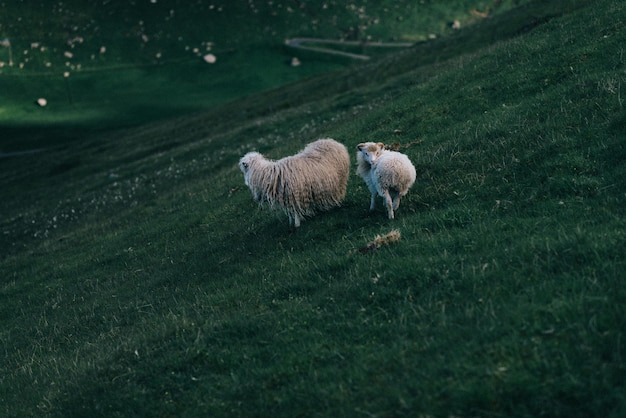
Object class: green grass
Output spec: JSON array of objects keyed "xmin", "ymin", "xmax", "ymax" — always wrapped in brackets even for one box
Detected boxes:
[
  {"xmin": 1, "ymin": 0, "xmax": 626, "ymax": 416},
  {"xmin": 0, "ymin": 0, "xmax": 528, "ymax": 129}
]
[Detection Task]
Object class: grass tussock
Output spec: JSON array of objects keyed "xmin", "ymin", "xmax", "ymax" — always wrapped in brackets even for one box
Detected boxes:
[{"xmin": 357, "ymin": 229, "xmax": 402, "ymax": 254}]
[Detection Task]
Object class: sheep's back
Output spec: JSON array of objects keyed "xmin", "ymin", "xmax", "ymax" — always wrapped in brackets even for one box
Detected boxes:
[
  {"xmin": 301, "ymin": 139, "xmax": 350, "ymax": 184},
  {"xmin": 372, "ymin": 151, "xmax": 416, "ymax": 193}
]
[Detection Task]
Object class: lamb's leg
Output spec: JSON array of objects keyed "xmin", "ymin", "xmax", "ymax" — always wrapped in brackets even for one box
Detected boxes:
[
  {"xmin": 293, "ymin": 213, "xmax": 301, "ymax": 228},
  {"xmin": 392, "ymin": 194, "xmax": 401, "ymax": 211},
  {"xmin": 382, "ymin": 190, "xmax": 394, "ymax": 219},
  {"xmin": 369, "ymin": 193, "xmax": 376, "ymax": 211}
]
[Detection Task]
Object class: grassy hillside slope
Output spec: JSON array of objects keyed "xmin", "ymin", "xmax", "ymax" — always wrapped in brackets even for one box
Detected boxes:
[
  {"xmin": 1, "ymin": 0, "xmax": 625, "ymax": 416},
  {"xmin": 0, "ymin": 0, "xmax": 522, "ymax": 128}
]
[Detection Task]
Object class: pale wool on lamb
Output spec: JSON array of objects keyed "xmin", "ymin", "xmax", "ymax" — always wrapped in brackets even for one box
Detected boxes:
[
  {"xmin": 239, "ymin": 138, "xmax": 350, "ymax": 227},
  {"xmin": 356, "ymin": 142, "xmax": 416, "ymax": 219}
]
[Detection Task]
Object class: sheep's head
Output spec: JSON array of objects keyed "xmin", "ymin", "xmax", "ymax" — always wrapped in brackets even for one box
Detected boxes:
[
  {"xmin": 357, "ymin": 142, "xmax": 385, "ymax": 164},
  {"xmin": 239, "ymin": 152, "xmax": 261, "ymax": 186}
]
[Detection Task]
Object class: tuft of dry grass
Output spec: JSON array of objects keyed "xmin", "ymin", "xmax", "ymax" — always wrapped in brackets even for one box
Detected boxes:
[
  {"xmin": 384, "ymin": 139, "xmax": 424, "ymax": 151},
  {"xmin": 357, "ymin": 229, "xmax": 401, "ymax": 254}
]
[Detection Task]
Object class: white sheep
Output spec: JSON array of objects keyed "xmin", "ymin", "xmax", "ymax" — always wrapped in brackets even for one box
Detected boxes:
[
  {"xmin": 239, "ymin": 138, "xmax": 350, "ymax": 227},
  {"xmin": 356, "ymin": 142, "xmax": 416, "ymax": 219}
]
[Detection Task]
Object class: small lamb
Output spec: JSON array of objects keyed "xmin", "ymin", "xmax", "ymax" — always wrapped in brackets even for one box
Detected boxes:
[
  {"xmin": 239, "ymin": 138, "xmax": 350, "ymax": 228},
  {"xmin": 356, "ymin": 142, "xmax": 416, "ymax": 219}
]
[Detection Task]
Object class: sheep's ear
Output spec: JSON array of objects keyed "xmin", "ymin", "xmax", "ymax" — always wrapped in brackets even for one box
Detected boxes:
[
  {"xmin": 377, "ymin": 142, "xmax": 385, "ymax": 150},
  {"xmin": 357, "ymin": 143, "xmax": 365, "ymax": 151}
]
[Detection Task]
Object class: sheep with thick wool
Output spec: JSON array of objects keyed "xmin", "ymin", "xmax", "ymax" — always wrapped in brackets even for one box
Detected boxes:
[
  {"xmin": 239, "ymin": 138, "xmax": 350, "ymax": 227},
  {"xmin": 356, "ymin": 142, "xmax": 416, "ymax": 219}
]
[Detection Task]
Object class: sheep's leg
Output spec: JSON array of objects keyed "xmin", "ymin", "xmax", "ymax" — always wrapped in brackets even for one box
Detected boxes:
[
  {"xmin": 369, "ymin": 193, "xmax": 376, "ymax": 211},
  {"xmin": 288, "ymin": 212, "xmax": 301, "ymax": 228},
  {"xmin": 392, "ymin": 194, "xmax": 401, "ymax": 211},
  {"xmin": 382, "ymin": 190, "xmax": 394, "ymax": 219}
]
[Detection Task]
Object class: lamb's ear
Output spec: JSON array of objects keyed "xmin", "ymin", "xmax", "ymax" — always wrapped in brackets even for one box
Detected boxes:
[
  {"xmin": 357, "ymin": 143, "xmax": 365, "ymax": 151},
  {"xmin": 377, "ymin": 142, "xmax": 385, "ymax": 150}
]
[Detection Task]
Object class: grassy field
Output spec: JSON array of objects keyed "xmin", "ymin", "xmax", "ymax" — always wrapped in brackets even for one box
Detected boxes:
[
  {"xmin": 0, "ymin": 0, "xmax": 522, "ymax": 128},
  {"xmin": 2, "ymin": 0, "xmax": 626, "ymax": 416}
]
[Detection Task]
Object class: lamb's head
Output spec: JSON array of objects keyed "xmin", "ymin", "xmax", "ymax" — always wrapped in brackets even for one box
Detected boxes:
[
  {"xmin": 357, "ymin": 142, "xmax": 385, "ymax": 165},
  {"xmin": 239, "ymin": 152, "xmax": 262, "ymax": 186}
]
